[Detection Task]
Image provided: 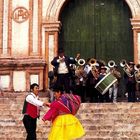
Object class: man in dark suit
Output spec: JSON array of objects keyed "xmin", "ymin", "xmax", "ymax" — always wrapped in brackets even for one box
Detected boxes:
[{"xmin": 51, "ymin": 48, "xmax": 77, "ymax": 93}]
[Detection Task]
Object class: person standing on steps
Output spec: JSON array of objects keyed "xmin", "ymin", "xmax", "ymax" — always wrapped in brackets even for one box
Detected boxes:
[
  {"xmin": 51, "ymin": 48, "xmax": 79, "ymax": 93},
  {"xmin": 42, "ymin": 86, "xmax": 85, "ymax": 140},
  {"xmin": 22, "ymin": 83, "xmax": 48, "ymax": 140}
]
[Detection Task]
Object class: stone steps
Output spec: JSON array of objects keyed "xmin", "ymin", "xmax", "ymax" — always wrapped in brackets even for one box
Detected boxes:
[{"xmin": 0, "ymin": 96, "xmax": 140, "ymax": 139}]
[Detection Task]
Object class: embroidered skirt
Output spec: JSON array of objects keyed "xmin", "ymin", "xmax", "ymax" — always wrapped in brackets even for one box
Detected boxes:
[{"xmin": 48, "ymin": 114, "xmax": 85, "ymax": 140}]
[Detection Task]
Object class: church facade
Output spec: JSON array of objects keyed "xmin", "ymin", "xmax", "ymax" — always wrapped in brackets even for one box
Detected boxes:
[{"xmin": 0, "ymin": 0, "xmax": 140, "ymax": 92}]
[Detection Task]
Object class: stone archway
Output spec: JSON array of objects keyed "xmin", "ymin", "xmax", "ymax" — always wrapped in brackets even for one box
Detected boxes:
[
  {"xmin": 43, "ymin": 0, "xmax": 140, "ymax": 70},
  {"xmin": 46, "ymin": 0, "xmax": 140, "ymax": 20}
]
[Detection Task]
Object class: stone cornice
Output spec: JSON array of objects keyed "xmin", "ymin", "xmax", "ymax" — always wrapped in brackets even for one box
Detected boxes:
[
  {"xmin": 131, "ymin": 18, "xmax": 140, "ymax": 29},
  {"xmin": 42, "ymin": 20, "xmax": 61, "ymax": 32},
  {"xmin": 0, "ymin": 58, "xmax": 46, "ymax": 68}
]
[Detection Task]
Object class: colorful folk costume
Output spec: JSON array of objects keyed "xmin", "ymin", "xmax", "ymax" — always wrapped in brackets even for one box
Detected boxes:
[{"xmin": 42, "ymin": 94, "xmax": 85, "ymax": 140}]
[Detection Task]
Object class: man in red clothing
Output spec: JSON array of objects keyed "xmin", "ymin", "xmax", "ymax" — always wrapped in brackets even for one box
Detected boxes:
[{"xmin": 22, "ymin": 83, "xmax": 47, "ymax": 140}]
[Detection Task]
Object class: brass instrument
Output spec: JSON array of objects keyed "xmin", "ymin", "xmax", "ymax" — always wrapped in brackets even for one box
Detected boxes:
[
  {"xmin": 134, "ymin": 64, "xmax": 140, "ymax": 83},
  {"xmin": 108, "ymin": 60, "xmax": 115, "ymax": 68},
  {"xmin": 89, "ymin": 58, "xmax": 100, "ymax": 73},
  {"xmin": 76, "ymin": 53, "xmax": 80, "ymax": 60},
  {"xmin": 120, "ymin": 59, "xmax": 128, "ymax": 67},
  {"xmin": 134, "ymin": 64, "xmax": 140, "ymax": 71},
  {"xmin": 105, "ymin": 66, "xmax": 110, "ymax": 73},
  {"xmin": 89, "ymin": 58, "xmax": 96, "ymax": 67},
  {"xmin": 91, "ymin": 68, "xmax": 99, "ymax": 80},
  {"xmin": 75, "ymin": 61, "xmax": 87, "ymax": 86},
  {"xmin": 120, "ymin": 59, "xmax": 133, "ymax": 77},
  {"xmin": 77, "ymin": 58, "xmax": 85, "ymax": 66}
]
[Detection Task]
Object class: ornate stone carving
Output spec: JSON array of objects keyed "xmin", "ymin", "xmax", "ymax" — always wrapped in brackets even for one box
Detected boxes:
[{"xmin": 12, "ymin": 7, "xmax": 29, "ymax": 23}]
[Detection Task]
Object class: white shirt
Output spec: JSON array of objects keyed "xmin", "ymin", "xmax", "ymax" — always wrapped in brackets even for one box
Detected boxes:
[
  {"xmin": 57, "ymin": 56, "xmax": 68, "ymax": 74},
  {"xmin": 84, "ymin": 64, "xmax": 91, "ymax": 74},
  {"xmin": 26, "ymin": 92, "xmax": 44, "ymax": 107}
]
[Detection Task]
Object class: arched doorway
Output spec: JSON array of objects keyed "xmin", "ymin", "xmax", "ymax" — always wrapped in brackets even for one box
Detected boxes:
[
  {"xmin": 58, "ymin": 0, "xmax": 133, "ymax": 64},
  {"xmin": 58, "ymin": 0, "xmax": 133, "ymax": 98}
]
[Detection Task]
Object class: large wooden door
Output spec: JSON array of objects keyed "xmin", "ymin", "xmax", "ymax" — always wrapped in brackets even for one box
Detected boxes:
[{"xmin": 58, "ymin": 0, "xmax": 133, "ymax": 64}]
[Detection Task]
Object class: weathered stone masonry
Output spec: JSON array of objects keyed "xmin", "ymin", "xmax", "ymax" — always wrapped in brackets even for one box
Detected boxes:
[{"xmin": 0, "ymin": 0, "xmax": 140, "ymax": 92}]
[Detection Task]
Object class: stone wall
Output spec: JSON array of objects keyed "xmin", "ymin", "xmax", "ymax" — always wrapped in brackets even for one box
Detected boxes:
[{"xmin": 0, "ymin": 0, "xmax": 140, "ymax": 92}]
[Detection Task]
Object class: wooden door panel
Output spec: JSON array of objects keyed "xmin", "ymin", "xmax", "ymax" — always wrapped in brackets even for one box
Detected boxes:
[{"xmin": 59, "ymin": 0, "xmax": 133, "ymax": 64}]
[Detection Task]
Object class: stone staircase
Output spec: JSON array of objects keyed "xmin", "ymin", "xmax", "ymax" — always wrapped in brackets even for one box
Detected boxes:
[{"xmin": 0, "ymin": 93, "xmax": 140, "ymax": 140}]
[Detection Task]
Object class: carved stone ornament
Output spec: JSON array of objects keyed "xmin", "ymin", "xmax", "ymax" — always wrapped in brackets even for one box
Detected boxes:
[{"xmin": 12, "ymin": 7, "xmax": 30, "ymax": 23}]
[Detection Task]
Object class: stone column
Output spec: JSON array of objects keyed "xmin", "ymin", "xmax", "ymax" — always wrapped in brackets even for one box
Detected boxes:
[
  {"xmin": 131, "ymin": 18, "xmax": 140, "ymax": 64},
  {"xmin": 42, "ymin": 21, "xmax": 61, "ymax": 90}
]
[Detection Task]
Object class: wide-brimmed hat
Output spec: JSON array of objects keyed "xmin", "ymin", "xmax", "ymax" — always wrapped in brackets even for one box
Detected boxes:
[
  {"xmin": 100, "ymin": 66, "xmax": 107, "ymax": 70},
  {"xmin": 128, "ymin": 62, "xmax": 135, "ymax": 65}
]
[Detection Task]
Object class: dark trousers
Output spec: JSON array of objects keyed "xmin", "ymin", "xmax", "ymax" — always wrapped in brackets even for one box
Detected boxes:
[
  {"xmin": 127, "ymin": 83, "xmax": 136, "ymax": 102},
  {"xmin": 75, "ymin": 85, "xmax": 86, "ymax": 102},
  {"xmin": 56, "ymin": 73, "xmax": 70, "ymax": 93},
  {"xmin": 23, "ymin": 115, "xmax": 37, "ymax": 140},
  {"xmin": 89, "ymin": 86, "xmax": 99, "ymax": 103}
]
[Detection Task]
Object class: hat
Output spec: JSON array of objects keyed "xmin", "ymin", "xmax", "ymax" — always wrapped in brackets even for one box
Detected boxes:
[
  {"xmin": 58, "ymin": 48, "xmax": 64, "ymax": 53},
  {"xmin": 128, "ymin": 62, "xmax": 135, "ymax": 65},
  {"xmin": 100, "ymin": 66, "xmax": 107, "ymax": 70}
]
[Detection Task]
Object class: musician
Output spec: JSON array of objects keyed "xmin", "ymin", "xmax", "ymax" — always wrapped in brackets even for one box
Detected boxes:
[
  {"xmin": 86, "ymin": 65, "xmax": 99, "ymax": 102},
  {"xmin": 134, "ymin": 64, "xmax": 140, "ymax": 101},
  {"xmin": 124, "ymin": 62, "xmax": 136, "ymax": 102},
  {"xmin": 75, "ymin": 65, "xmax": 87, "ymax": 102},
  {"xmin": 84, "ymin": 58, "xmax": 92, "ymax": 74},
  {"xmin": 51, "ymin": 48, "xmax": 78, "ymax": 93},
  {"xmin": 98, "ymin": 66, "xmax": 110, "ymax": 102},
  {"xmin": 109, "ymin": 65, "xmax": 121, "ymax": 103}
]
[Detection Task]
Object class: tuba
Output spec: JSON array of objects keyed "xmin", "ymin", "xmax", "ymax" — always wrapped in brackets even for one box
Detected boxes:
[
  {"xmin": 120, "ymin": 59, "xmax": 127, "ymax": 68},
  {"xmin": 134, "ymin": 64, "xmax": 140, "ymax": 71},
  {"xmin": 134, "ymin": 64, "xmax": 140, "ymax": 83},
  {"xmin": 89, "ymin": 58, "xmax": 96, "ymax": 67},
  {"xmin": 77, "ymin": 58, "xmax": 85, "ymax": 66},
  {"xmin": 108, "ymin": 60, "xmax": 115, "ymax": 68},
  {"xmin": 120, "ymin": 59, "xmax": 133, "ymax": 77}
]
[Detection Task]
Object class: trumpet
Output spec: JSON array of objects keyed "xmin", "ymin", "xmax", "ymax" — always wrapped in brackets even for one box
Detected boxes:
[{"xmin": 108, "ymin": 60, "xmax": 116, "ymax": 68}]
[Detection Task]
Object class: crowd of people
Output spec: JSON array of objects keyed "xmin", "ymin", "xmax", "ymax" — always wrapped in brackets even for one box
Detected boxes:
[
  {"xmin": 22, "ymin": 48, "xmax": 140, "ymax": 139},
  {"xmin": 49, "ymin": 48, "xmax": 140, "ymax": 103}
]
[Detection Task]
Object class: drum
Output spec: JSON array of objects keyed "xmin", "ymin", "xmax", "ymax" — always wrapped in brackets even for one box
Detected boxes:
[{"xmin": 95, "ymin": 72, "xmax": 117, "ymax": 95}]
